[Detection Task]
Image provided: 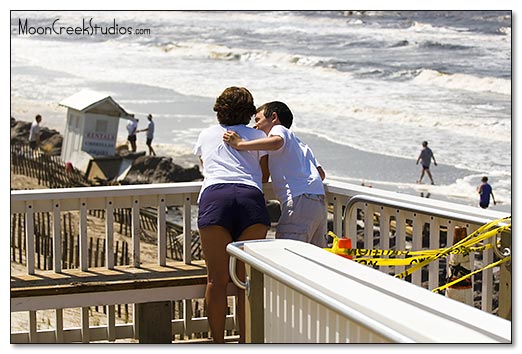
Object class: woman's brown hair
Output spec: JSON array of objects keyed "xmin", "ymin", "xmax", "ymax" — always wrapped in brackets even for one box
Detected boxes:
[{"xmin": 213, "ymin": 86, "xmax": 256, "ymax": 125}]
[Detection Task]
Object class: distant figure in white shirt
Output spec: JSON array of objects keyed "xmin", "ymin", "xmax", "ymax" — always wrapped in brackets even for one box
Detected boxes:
[
  {"xmin": 138, "ymin": 114, "xmax": 156, "ymax": 156},
  {"xmin": 126, "ymin": 116, "xmax": 138, "ymax": 152},
  {"xmin": 28, "ymin": 114, "xmax": 42, "ymax": 150},
  {"xmin": 224, "ymin": 101, "xmax": 327, "ymax": 248}
]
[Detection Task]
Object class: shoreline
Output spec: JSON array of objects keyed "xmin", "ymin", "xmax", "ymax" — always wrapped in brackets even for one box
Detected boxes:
[
  {"xmin": 10, "ymin": 93, "xmax": 511, "ymax": 213},
  {"xmin": 299, "ymin": 132, "xmax": 511, "ymax": 213}
]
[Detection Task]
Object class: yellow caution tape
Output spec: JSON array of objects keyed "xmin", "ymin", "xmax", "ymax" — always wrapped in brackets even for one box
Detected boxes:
[
  {"xmin": 353, "ymin": 255, "xmax": 432, "ymax": 267},
  {"xmin": 325, "ymin": 216, "xmax": 511, "ymax": 280},
  {"xmin": 333, "ymin": 243, "xmax": 491, "ymax": 259},
  {"xmin": 432, "ymin": 255, "xmax": 511, "ymax": 294},
  {"xmin": 351, "ymin": 244, "xmax": 492, "ymax": 267},
  {"xmin": 394, "ymin": 218, "xmax": 511, "ymax": 279}
]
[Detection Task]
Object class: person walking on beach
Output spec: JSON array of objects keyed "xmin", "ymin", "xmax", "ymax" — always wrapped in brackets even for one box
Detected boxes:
[
  {"xmin": 477, "ymin": 176, "xmax": 496, "ymax": 209},
  {"xmin": 138, "ymin": 114, "xmax": 156, "ymax": 156},
  {"xmin": 223, "ymin": 101, "xmax": 328, "ymax": 248},
  {"xmin": 126, "ymin": 116, "xmax": 138, "ymax": 152},
  {"xmin": 194, "ymin": 87, "xmax": 270, "ymax": 343},
  {"xmin": 28, "ymin": 114, "xmax": 42, "ymax": 150},
  {"xmin": 416, "ymin": 140, "xmax": 437, "ymax": 184}
]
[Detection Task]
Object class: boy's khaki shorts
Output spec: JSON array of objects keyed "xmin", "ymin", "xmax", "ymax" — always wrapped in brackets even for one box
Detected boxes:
[{"xmin": 276, "ymin": 193, "xmax": 327, "ymax": 248}]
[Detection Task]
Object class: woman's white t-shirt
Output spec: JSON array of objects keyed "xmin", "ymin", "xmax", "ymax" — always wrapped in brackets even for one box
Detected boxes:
[{"xmin": 194, "ymin": 124, "xmax": 267, "ymax": 200}]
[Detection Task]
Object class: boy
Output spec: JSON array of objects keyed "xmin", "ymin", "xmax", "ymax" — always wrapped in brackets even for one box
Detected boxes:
[
  {"xmin": 477, "ymin": 176, "xmax": 496, "ymax": 209},
  {"xmin": 223, "ymin": 101, "xmax": 327, "ymax": 247}
]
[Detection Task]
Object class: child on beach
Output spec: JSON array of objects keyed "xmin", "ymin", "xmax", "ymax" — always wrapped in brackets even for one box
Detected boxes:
[
  {"xmin": 477, "ymin": 176, "xmax": 496, "ymax": 209},
  {"xmin": 416, "ymin": 140, "xmax": 437, "ymax": 184},
  {"xmin": 223, "ymin": 101, "xmax": 327, "ymax": 248}
]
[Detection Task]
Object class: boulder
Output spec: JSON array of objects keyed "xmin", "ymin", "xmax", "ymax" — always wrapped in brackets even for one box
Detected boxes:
[
  {"xmin": 40, "ymin": 134, "xmax": 63, "ymax": 155},
  {"xmin": 122, "ymin": 155, "xmax": 203, "ymax": 184}
]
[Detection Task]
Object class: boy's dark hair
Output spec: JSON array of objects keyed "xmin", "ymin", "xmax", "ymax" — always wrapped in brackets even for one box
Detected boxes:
[
  {"xmin": 258, "ymin": 101, "xmax": 293, "ymax": 129},
  {"xmin": 482, "ymin": 176, "xmax": 488, "ymax": 182},
  {"xmin": 213, "ymin": 87, "xmax": 256, "ymax": 125}
]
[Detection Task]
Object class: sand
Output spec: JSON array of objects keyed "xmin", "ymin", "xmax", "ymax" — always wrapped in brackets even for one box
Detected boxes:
[{"xmin": 10, "ymin": 171, "xmax": 47, "ymax": 190}]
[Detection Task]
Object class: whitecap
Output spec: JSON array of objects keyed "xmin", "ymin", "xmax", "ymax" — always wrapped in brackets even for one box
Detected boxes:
[{"xmin": 413, "ymin": 69, "xmax": 511, "ymax": 96}]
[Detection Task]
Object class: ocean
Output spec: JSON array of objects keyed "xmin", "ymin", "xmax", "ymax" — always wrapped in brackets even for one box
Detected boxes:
[{"xmin": 10, "ymin": 10, "xmax": 512, "ymax": 212}]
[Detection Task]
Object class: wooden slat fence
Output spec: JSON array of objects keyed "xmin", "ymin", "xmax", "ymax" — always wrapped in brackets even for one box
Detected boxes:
[
  {"xmin": 10, "ymin": 143, "xmax": 90, "ymax": 188},
  {"xmin": 87, "ymin": 207, "xmax": 202, "ymax": 261},
  {"xmin": 10, "ymin": 212, "xmax": 130, "ymax": 270}
]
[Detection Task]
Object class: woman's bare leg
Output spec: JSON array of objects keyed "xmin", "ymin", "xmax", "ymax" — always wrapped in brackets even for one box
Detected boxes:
[{"xmin": 199, "ymin": 225, "xmax": 233, "ymax": 343}]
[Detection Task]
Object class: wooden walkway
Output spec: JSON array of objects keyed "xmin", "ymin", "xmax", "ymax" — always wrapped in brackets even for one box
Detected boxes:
[
  {"xmin": 11, "ymin": 260, "xmax": 208, "ymax": 301},
  {"xmin": 10, "ymin": 260, "xmax": 248, "ymax": 343}
]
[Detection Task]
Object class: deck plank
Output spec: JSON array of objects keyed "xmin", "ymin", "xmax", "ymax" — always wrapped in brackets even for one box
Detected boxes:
[{"xmin": 11, "ymin": 260, "xmax": 208, "ymax": 297}]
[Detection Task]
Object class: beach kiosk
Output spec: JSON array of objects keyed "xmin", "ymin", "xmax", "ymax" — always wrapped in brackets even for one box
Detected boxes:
[{"xmin": 59, "ymin": 89, "xmax": 135, "ymax": 175}]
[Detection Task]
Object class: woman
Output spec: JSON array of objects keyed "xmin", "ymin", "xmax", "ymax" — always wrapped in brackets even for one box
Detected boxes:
[{"xmin": 193, "ymin": 86, "xmax": 270, "ymax": 343}]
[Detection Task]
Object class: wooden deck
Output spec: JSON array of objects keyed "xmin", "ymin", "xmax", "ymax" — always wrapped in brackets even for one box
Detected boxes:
[
  {"xmin": 10, "ymin": 260, "xmax": 247, "ymax": 343},
  {"xmin": 11, "ymin": 260, "xmax": 209, "ymax": 309},
  {"xmin": 11, "ymin": 260, "xmax": 208, "ymax": 296}
]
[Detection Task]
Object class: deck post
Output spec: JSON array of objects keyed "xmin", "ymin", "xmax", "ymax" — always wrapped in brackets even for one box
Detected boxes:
[
  {"xmin": 245, "ymin": 264, "xmax": 264, "ymax": 343},
  {"xmin": 498, "ymin": 230, "xmax": 511, "ymax": 320},
  {"xmin": 138, "ymin": 301, "xmax": 173, "ymax": 343},
  {"xmin": 182, "ymin": 194, "xmax": 192, "ymax": 264}
]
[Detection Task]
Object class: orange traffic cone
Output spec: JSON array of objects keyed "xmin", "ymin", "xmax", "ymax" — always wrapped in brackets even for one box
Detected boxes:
[{"xmin": 338, "ymin": 238, "xmax": 353, "ymax": 260}]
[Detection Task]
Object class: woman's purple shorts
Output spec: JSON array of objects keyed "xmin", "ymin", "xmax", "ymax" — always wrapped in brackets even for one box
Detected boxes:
[{"xmin": 198, "ymin": 183, "xmax": 270, "ymax": 241}]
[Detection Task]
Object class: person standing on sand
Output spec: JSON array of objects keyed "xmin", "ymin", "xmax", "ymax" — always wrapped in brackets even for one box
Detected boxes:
[
  {"xmin": 194, "ymin": 86, "xmax": 270, "ymax": 343},
  {"xmin": 477, "ymin": 176, "xmax": 496, "ymax": 209},
  {"xmin": 223, "ymin": 101, "xmax": 327, "ymax": 248},
  {"xmin": 138, "ymin": 114, "xmax": 156, "ymax": 156},
  {"xmin": 416, "ymin": 140, "xmax": 437, "ymax": 184},
  {"xmin": 126, "ymin": 116, "xmax": 138, "ymax": 152},
  {"xmin": 28, "ymin": 114, "xmax": 42, "ymax": 150}
]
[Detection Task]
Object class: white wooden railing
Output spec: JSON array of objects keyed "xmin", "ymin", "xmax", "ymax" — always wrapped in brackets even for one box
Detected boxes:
[
  {"xmin": 227, "ymin": 239, "xmax": 511, "ymax": 343},
  {"xmin": 10, "ymin": 182, "xmax": 226, "ymax": 343},
  {"xmin": 343, "ymin": 194, "xmax": 504, "ymax": 312},
  {"xmin": 10, "ymin": 180, "xmax": 510, "ymax": 343},
  {"xmin": 10, "ymin": 182, "xmax": 202, "ymax": 272}
]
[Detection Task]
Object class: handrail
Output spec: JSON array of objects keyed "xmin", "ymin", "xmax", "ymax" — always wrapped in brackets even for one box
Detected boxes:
[
  {"xmin": 228, "ymin": 249, "xmax": 247, "ymax": 293},
  {"xmin": 344, "ymin": 195, "xmax": 507, "ymax": 227},
  {"xmin": 227, "ymin": 240, "xmax": 415, "ymax": 343},
  {"xmin": 10, "ymin": 181, "xmax": 202, "ymax": 204},
  {"xmin": 323, "ymin": 179, "xmax": 508, "ymax": 221}
]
